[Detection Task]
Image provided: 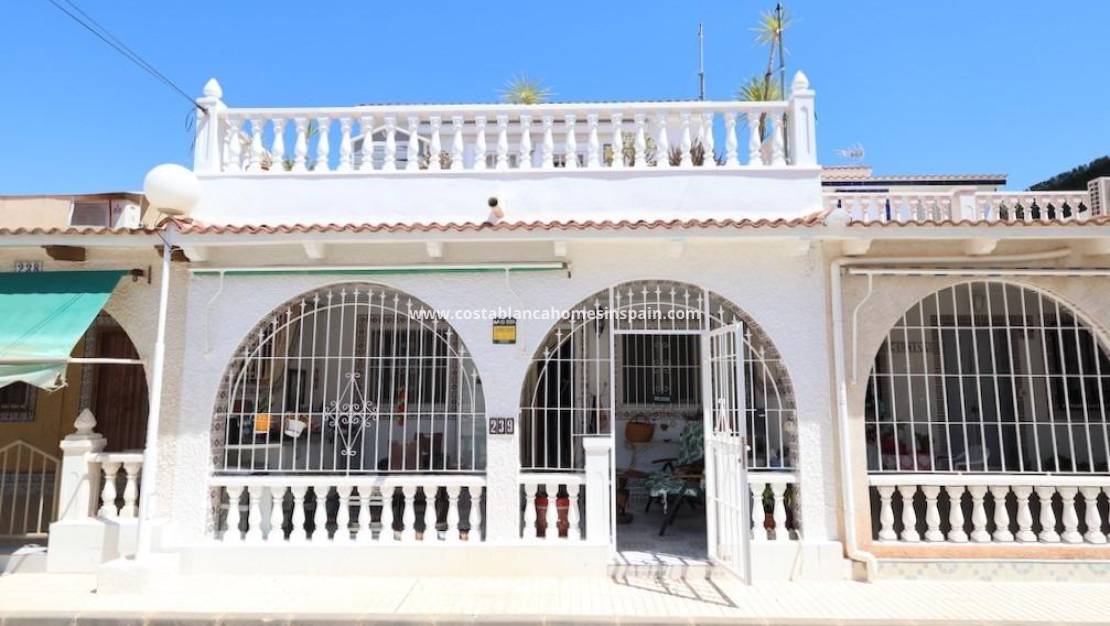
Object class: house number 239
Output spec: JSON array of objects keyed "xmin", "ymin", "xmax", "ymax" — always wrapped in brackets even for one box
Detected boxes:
[{"xmin": 488, "ymin": 417, "xmax": 515, "ymax": 435}]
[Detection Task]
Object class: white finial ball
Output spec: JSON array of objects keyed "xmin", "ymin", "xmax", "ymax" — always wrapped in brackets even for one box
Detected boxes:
[
  {"xmin": 792, "ymin": 70, "xmax": 811, "ymax": 92},
  {"xmin": 202, "ymin": 78, "xmax": 223, "ymax": 99},
  {"xmin": 144, "ymin": 164, "xmax": 200, "ymax": 216}
]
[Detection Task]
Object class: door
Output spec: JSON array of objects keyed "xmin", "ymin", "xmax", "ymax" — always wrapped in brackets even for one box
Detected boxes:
[
  {"xmin": 92, "ymin": 327, "xmax": 148, "ymax": 452},
  {"xmin": 702, "ymin": 323, "xmax": 751, "ymax": 582}
]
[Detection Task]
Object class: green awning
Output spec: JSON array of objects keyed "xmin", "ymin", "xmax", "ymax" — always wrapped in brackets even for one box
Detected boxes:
[{"xmin": 0, "ymin": 270, "xmax": 126, "ymax": 390}]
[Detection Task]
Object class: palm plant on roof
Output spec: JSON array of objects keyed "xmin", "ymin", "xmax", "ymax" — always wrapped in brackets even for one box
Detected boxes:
[{"xmin": 500, "ymin": 75, "xmax": 553, "ymax": 105}]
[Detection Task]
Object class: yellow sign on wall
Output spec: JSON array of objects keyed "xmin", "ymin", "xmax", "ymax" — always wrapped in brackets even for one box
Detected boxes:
[{"xmin": 492, "ymin": 318, "xmax": 517, "ymax": 344}]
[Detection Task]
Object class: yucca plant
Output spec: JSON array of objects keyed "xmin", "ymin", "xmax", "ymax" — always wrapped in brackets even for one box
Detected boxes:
[{"xmin": 500, "ymin": 75, "xmax": 553, "ymax": 105}]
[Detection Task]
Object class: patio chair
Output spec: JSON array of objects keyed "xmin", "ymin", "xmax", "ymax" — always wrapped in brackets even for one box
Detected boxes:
[{"xmin": 642, "ymin": 421, "xmax": 704, "ymax": 536}]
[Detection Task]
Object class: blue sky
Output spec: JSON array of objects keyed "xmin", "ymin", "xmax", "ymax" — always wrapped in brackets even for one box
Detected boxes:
[{"xmin": 2, "ymin": 1, "xmax": 1107, "ymax": 193}]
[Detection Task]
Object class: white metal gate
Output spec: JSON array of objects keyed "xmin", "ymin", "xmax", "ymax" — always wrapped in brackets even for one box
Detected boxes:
[
  {"xmin": 703, "ymin": 323, "xmax": 752, "ymax": 582},
  {"xmin": 0, "ymin": 440, "xmax": 60, "ymax": 538}
]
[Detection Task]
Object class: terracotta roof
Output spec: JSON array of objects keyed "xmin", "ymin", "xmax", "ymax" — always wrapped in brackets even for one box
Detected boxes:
[
  {"xmin": 172, "ymin": 214, "xmax": 827, "ymax": 235},
  {"xmin": 0, "ymin": 225, "xmax": 161, "ymax": 236}
]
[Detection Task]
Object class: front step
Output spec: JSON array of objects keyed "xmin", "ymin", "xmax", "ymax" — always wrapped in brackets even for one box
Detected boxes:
[{"xmin": 608, "ymin": 560, "xmax": 715, "ymax": 580}]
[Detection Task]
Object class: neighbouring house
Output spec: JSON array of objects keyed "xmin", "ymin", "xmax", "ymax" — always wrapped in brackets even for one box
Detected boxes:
[{"xmin": 2, "ymin": 72, "xmax": 1110, "ymax": 589}]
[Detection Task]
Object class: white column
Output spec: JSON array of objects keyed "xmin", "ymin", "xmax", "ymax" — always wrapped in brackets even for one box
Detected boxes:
[
  {"xmin": 723, "ymin": 112, "xmax": 739, "ymax": 167},
  {"xmin": 540, "ymin": 116, "xmax": 555, "ymax": 169},
  {"xmin": 609, "ymin": 113, "xmax": 624, "ymax": 169},
  {"xmin": 99, "ymin": 461, "xmax": 120, "ymax": 518},
  {"xmin": 633, "ymin": 113, "xmax": 647, "ymax": 168},
  {"xmin": 357, "ymin": 115, "xmax": 374, "ymax": 171},
  {"xmin": 473, "ymin": 116, "xmax": 488, "ymax": 170},
  {"xmin": 445, "ymin": 485, "xmax": 461, "ymax": 542},
  {"xmin": 495, "ymin": 115, "xmax": 509, "ymax": 170},
  {"xmin": 337, "ymin": 117, "xmax": 353, "ymax": 171},
  {"xmin": 750, "ymin": 479, "xmax": 768, "ymax": 541},
  {"xmin": 582, "ymin": 437, "xmax": 612, "ymax": 545},
  {"xmin": 450, "ymin": 116, "xmax": 465, "ymax": 170},
  {"xmin": 1012, "ymin": 485, "xmax": 1037, "ymax": 542},
  {"xmin": 379, "ymin": 486, "xmax": 396, "ymax": 543},
  {"xmin": 896, "ymin": 484, "xmax": 920, "ymax": 542},
  {"xmin": 120, "ymin": 460, "xmax": 141, "ymax": 518},
  {"xmin": 405, "ymin": 116, "xmax": 421, "ymax": 171},
  {"xmin": 565, "ymin": 483, "xmax": 581, "ymax": 540},
  {"xmin": 402, "ymin": 485, "xmax": 417, "ymax": 542},
  {"xmin": 334, "ymin": 485, "xmax": 353, "ymax": 542},
  {"xmin": 770, "ymin": 111, "xmax": 786, "ymax": 166},
  {"xmin": 192, "ymin": 78, "xmax": 225, "ymax": 173},
  {"xmin": 225, "ymin": 486, "xmax": 244, "ymax": 542},
  {"xmin": 544, "ymin": 483, "xmax": 558, "ymax": 541},
  {"xmin": 747, "ymin": 113, "xmax": 762, "ymax": 166},
  {"xmin": 383, "ymin": 116, "xmax": 397, "ymax": 171},
  {"xmin": 247, "ymin": 117, "xmax": 264, "ymax": 170},
  {"xmin": 56, "ymin": 410, "xmax": 106, "ymax": 521},
  {"xmin": 563, "ymin": 114, "xmax": 578, "ymax": 169},
  {"xmin": 787, "ymin": 71, "xmax": 816, "ymax": 166},
  {"xmin": 1058, "ymin": 486, "xmax": 1083, "ymax": 543},
  {"xmin": 968, "ymin": 485, "xmax": 991, "ymax": 542},
  {"xmin": 289, "ymin": 486, "xmax": 307, "ymax": 542},
  {"xmin": 586, "ymin": 114, "xmax": 600, "ymax": 168},
  {"xmin": 518, "ymin": 115, "xmax": 533, "ymax": 169},
  {"xmin": 246, "ymin": 486, "xmax": 264, "ymax": 543},
  {"xmin": 678, "ymin": 113, "xmax": 692, "ymax": 167},
  {"xmin": 429, "ymin": 116, "xmax": 443, "ymax": 171},
  {"xmin": 314, "ymin": 117, "xmax": 330, "ymax": 172},
  {"xmin": 357, "ymin": 486, "xmax": 374, "ymax": 544},
  {"xmin": 654, "ymin": 111, "xmax": 671, "ymax": 167}
]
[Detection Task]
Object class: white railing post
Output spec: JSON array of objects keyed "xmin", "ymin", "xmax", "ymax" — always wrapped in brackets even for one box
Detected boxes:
[
  {"xmin": 47, "ymin": 410, "xmax": 108, "ymax": 572},
  {"xmin": 787, "ymin": 71, "xmax": 816, "ymax": 166},
  {"xmin": 193, "ymin": 78, "xmax": 225, "ymax": 173},
  {"xmin": 582, "ymin": 437, "xmax": 612, "ymax": 545}
]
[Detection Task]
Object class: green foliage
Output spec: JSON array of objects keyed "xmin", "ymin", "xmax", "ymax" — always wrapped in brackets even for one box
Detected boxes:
[
  {"xmin": 500, "ymin": 75, "xmax": 553, "ymax": 105},
  {"xmin": 1029, "ymin": 156, "xmax": 1110, "ymax": 191}
]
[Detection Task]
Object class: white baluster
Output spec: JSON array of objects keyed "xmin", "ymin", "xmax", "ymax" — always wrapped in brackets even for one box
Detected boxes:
[
  {"xmin": 1059, "ymin": 486, "xmax": 1083, "ymax": 543},
  {"xmin": 246, "ymin": 486, "xmax": 264, "ymax": 542},
  {"xmin": 98, "ymin": 461, "xmax": 120, "ymax": 518},
  {"xmin": 700, "ymin": 113, "xmax": 715, "ymax": 164},
  {"xmin": 897, "ymin": 484, "xmax": 920, "ymax": 542},
  {"xmin": 678, "ymin": 113, "xmax": 692, "ymax": 167},
  {"xmin": 771, "ymin": 111, "xmax": 786, "ymax": 166},
  {"xmin": 771, "ymin": 481, "xmax": 789, "ymax": 541},
  {"xmin": 565, "ymin": 483, "xmax": 581, "ymax": 540},
  {"xmin": 120, "ymin": 461, "xmax": 140, "ymax": 518},
  {"xmin": 382, "ymin": 116, "xmax": 397, "ymax": 171},
  {"xmin": 920, "ymin": 485, "xmax": 943, "ymax": 542},
  {"xmin": 654, "ymin": 111, "xmax": 671, "ymax": 168},
  {"xmin": 247, "ymin": 118, "xmax": 264, "ymax": 171},
  {"xmin": 357, "ymin": 114, "xmax": 374, "ymax": 171},
  {"xmin": 357, "ymin": 486, "xmax": 373, "ymax": 543},
  {"xmin": 312, "ymin": 485, "xmax": 329, "ymax": 542},
  {"xmin": 269, "ymin": 118, "xmax": 285, "ymax": 173},
  {"xmin": 289, "ymin": 485, "xmax": 307, "ymax": 542},
  {"xmin": 265, "ymin": 486, "xmax": 281, "ymax": 542},
  {"xmin": 222, "ymin": 118, "xmax": 242, "ymax": 172},
  {"xmin": 334, "ymin": 485, "xmax": 352, "ymax": 542},
  {"xmin": 523, "ymin": 483, "xmax": 538, "ymax": 539},
  {"xmin": 563, "ymin": 114, "xmax": 577, "ymax": 169},
  {"xmin": 429, "ymin": 116, "xmax": 443, "ymax": 171},
  {"xmin": 945, "ymin": 485, "xmax": 968, "ymax": 542},
  {"xmin": 401, "ymin": 485, "xmax": 417, "ymax": 542},
  {"xmin": 1034, "ymin": 485, "xmax": 1060, "ymax": 543},
  {"xmin": 747, "ymin": 113, "xmax": 762, "ymax": 166},
  {"xmin": 988, "ymin": 485, "xmax": 1013, "ymax": 542},
  {"xmin": 876, "ymin": 485, "xmax": 896, "ymax": 540},
  {"xmin": 610, "ymin": 113, "xmax": 624, "ymax": 169},
  {"xmin": 313, "ymin": 117, "xmax": 330, "ymax": 172},
  {"xmin": 225, "ymin": 486, "xmax": 244, "ymax": 542},
  {"xmin": 495, "ymin": 115, "xmax": 509, "ymax": 170},
  {"xmin": 544, "ymin": 483, "xmax": 559, "ymax": 541},
  {"xmin": 633, "ymin": 113, "xmax": 647, "ymax": 168},
  {"xmin": 750, "ymin": 479, "xmax": 768, "ymax": 541},
  {"xmin": 518, "ymin": 115, "xmax": 533, "ymax": 169},
  {"xmin": 540, "ymin": 116, "xmax": 555, "ymax": 169},
  {"xmin": 472, "ymin": 115, "xmax": 488, "ymax": 170},
  {"xmin": 968, "ymin": 485, "xmax": 990, "ymax": 542},
  {"xmin": 1080, "ymin": 486, "xmax": 1106, "ymax": 544},
  {"xmin": 472, "ymin": 486, "xmax": 484, "ymax": 541},
  {"xmin": 379, "ymin": 485, "xmax": 396, "ymax": 543},
  {"xmin": 337, "ymin": 117, "xmax": 353, "ymax": 171},
  {"xmin": 586, "ymin": 114, "xmax": 600, "ymax": 168},
  {"xmin": 290, "ymin": 115, "xmax": 308, "ymax": 170},
  {"xmin": 450, "ymin": 116, "xmax": 465, "ymax": 171},
  {"xmin": 1012, "ymin": 485, "xmax": 1037, "ymax": 542},
  {"xmin": 420, "ymin": 485, "xmax": 436, "ymax": 541},
  {"xmin": 445, "ymin": 485, "xmax": 461, "ymax": 542},
  {"xmin": 406, "ymin": 116, "xmax": 421, "ymax": 171},
  {"xmin": 724, "ymin": 112, "xmax": 739, "ymax": 167}
]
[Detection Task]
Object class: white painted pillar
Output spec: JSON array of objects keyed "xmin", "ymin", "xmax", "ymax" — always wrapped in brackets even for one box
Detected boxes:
[
  {"xmin": 47, "ymin": 410, "xmax": 108, "ymax": 572},
  {"xmin": 192, "ymin": 79, "xmax": 225, "ymax": 173},
  {"xmin": 582, "ymin": 437, "xmax": 612, "ymax": 545},
  {"xmin": 787, "ymin": 71, "xmax": 816, "ymax": 167}
]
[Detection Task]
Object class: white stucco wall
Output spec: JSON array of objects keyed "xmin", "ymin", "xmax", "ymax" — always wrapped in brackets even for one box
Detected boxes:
[{"xmin": 160, "ymin": 237, "xmax": 839, "ymax": 545}]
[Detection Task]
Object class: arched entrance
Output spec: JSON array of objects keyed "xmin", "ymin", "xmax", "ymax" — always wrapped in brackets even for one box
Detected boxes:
[{"xmin": 519, "ymin": 279, "xmax": 796, "ymax": 577}]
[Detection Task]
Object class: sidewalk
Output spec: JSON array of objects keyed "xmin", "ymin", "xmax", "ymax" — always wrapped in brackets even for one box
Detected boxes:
[{"xmin": 1, "ymin": 571, "xmax": 1109, "ymax": 624}]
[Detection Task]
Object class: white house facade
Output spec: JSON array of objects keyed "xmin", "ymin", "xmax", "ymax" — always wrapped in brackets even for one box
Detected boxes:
[{"xmin": 3, "ymin": 71, "xmax": 1110, "ymax": 590}]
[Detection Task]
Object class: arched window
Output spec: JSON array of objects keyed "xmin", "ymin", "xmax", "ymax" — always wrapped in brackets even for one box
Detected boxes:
[
  {"xmin": 212, "ymin": 284, "xmax": 484, "ymax": 475},
  {"xmin": 519, "ymin": 280, "xmax": 796, "ymax": 472},
  {"xmin": 866, "ymin": 281, "xmax": 1110, "ymax": 474}
]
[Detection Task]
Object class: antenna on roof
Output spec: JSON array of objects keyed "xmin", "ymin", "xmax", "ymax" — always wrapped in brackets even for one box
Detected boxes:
[
  {"xmin": 697, "ymin": 22, "xmax": 706, "ymax": 101},
  {"xmin": 835, "ymin": 143, "xmax": 867, "ymax": 164}
]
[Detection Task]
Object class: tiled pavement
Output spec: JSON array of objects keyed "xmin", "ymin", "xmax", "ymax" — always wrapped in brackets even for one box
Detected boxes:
[{"xmin": 2, "ymin": 571, "xmax": 1110, "ymax": 624}]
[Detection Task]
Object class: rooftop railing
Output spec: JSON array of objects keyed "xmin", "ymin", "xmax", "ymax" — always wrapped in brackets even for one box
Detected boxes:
[
  {"xmin": 192, "ymin": 73, "xmax": 817, "ymax": 177},
  {"xmin": 825, "ymin": 190, "xmax": 1098, "ymax": 225}
]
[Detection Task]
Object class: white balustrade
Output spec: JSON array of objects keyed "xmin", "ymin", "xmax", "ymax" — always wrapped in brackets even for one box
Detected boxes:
[
  {"xmin": 826, "ymin": 190, "xmax": 1096, "ymax": 225},
  {"xmin": 518, "ymin": 474, "xmax": 586, "ymax": 542},
  {"xmin": 749, "ymin": 473, "xmax": 799, "ymax": 542},
  {"xmin": 211, "ymin": 475, "xmax": 485, "ymax": 544},
  {"xmin": 201, "ymin": 97, "xmax": 802, "ymax": 175},
  {"xmin": 869, "ymin": 475, "xmax": 1110, "ymax": 545},
  {"xmin": 94, "ymin": 452, "xmax": 143, "ymax": 520}
]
